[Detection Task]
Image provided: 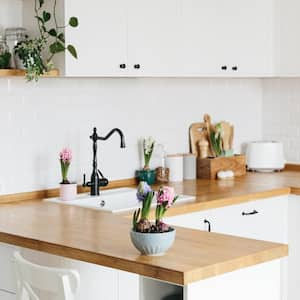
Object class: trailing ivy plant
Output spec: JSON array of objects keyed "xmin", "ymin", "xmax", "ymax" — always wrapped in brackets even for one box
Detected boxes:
[{"xmin": 15, "ymin": 0, "xmax": 78, "ymax": 81}]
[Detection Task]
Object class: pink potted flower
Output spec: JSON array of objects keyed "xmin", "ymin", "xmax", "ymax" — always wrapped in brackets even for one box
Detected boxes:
[
  {"xmin": 59, "ymin": 148, "xmax": 77, "ymax": 201},
  {"xmin": 130, "ymin": 182, "xmax": 178, "ymax": 256}
]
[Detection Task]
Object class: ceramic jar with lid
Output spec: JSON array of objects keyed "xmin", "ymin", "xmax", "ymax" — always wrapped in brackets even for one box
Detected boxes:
[
  {"xmin": 0, "ymin": 35, "xmax": 11, "ymax": 69},
  {"xmin": 5, "ymin": 27, "xmax": 27, "ymax": 69}
]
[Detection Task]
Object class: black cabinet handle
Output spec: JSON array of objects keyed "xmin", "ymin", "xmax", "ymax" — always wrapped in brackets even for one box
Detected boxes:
[
  {"xmin": 134, "ymin": 64, "xmax": 140, "ymax": 69},
  {"xmin": 204, "ymin": 219, "xmax": 211, "ymax": 232},
  {"xmin": 221, "ymin": 65, "xmax": 227, "ymax": 71},
  {"xmin": 242, "ymin": 210, "xmax": 258, "ymax": 216},
  {"xmin": 232, "ymin": 66, "xmax": 238, "ymax": 71},
  {"xmin": 119, "ymin": 64, "xmax": 126, "ymax": 69}
]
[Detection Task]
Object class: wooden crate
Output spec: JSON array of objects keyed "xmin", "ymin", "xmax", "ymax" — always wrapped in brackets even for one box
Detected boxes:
[{"xmin": 197, "ymin": 155, "xmax": 246, "ymax": 179}]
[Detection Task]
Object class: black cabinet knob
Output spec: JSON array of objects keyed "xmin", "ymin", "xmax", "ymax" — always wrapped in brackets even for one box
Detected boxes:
[
  {"xmin": 232, "ymin": 66, "xmax": 238, "ymax": 71},
  {"xmin": 134, "ymin": 64, "xmax": 141, "ymax": 69},
  {"xmin": 221, "ymin": 65, "xmax": 227, "ymax": 71},
  {"xmin": 119, "ymin": 64, "xmax": 126, "ymax": 69}
]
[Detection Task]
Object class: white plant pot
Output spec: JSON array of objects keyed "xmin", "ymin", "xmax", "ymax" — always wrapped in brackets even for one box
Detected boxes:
[{"xmin": 59, "ymin": 183, "xmax": 77, "ymax": 201}]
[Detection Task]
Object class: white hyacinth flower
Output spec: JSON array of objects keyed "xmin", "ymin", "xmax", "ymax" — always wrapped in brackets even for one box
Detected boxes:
[{"xmin": 144, "ymin": 136, "xmax": 155, "ymax": 155}]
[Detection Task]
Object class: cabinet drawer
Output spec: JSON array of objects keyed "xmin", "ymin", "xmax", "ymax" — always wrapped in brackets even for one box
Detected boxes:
[
  {"xmin": 212, "ymin": 196, "xmax": 288, "ymax": 243},
  {"xmin": 0, "ymin": 243, "xmax": 17, "ymax": 293}
]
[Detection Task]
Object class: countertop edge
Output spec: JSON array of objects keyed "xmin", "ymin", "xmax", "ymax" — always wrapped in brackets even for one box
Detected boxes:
[{"xmin": 183, "ymin": 243, "xmax": 288, "ymax": 284}]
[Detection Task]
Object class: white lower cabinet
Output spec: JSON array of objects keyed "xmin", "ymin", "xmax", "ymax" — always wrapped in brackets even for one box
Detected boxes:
[
  {"xmin": 0, "ymin": 245, "xmax": 139, "ymax": 300},
  {"xmin": 166, "ymin": 209, "xmax": 213, "ymax": 232},
  {"xmin": 166, "ymin": 195, "xmax": 289, "ymax": 300},
  {"xmin": 287, "ymin": 195, "xmax": 300, "ymax": 300}
]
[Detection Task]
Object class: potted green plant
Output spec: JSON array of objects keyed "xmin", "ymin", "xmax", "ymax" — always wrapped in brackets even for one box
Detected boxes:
[
  {"xmin": 130, "ymin": 182, "xmax": 178, "ymax": 256},
  {"xmin": 137, "ymin": 137, "xmax": 156, "ymax": 185},
  {"xmin": 14, "ymin": 0, "xmax": 78, "ymax": 81},
  {"xmin": 59, "ymin": 148, "xmax": 77, "ymax": 201}
]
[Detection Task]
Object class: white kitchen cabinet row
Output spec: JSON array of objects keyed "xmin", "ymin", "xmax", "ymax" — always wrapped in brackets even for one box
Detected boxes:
[{"xmin": 65, "ymin": 0, "xmax": 274, "ymax": 77}]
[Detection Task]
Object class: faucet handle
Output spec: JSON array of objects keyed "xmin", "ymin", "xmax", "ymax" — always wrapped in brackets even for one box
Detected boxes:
[
  {"xmin": 97, "ymin": 169, "xmax": 109, "ymax": 187},
  {"xmin": 83, "ymin": 173, "xmax": 92, "ymax": 187}
]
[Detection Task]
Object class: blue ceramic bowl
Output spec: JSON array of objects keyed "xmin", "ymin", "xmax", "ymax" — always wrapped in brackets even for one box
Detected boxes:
[{"xmin": 130, "ymin": 229, "xmax": 176, "ymax": 256}]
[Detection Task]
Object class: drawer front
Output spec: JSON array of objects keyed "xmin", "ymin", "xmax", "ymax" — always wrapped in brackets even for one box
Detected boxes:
[{"xmin": 212, "ymin": 196, "xmax": 288, "ymax": 243}]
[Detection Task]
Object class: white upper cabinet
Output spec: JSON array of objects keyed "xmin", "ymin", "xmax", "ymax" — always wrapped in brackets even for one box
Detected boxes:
[
  {"xmin": 180, "ymin": 0, "xmax": 225, "ymax": 76},
  {"xmin": 65, "ymin": 0, "xmax": 274, "ymax": 77},
  {"xmin": 181, "ymin": 0, "xmax": 274, "ymax": 76},
  {"xmin": 127, "ymin": 0, "xmax": 181, "ymax": 76},
  {"xmin": 274, "ymin": 0, "xmax": 300, "ymax": 76},
  {"xmin": 65, "ymin": 0, "xmax": 128, "ymax": 76}
]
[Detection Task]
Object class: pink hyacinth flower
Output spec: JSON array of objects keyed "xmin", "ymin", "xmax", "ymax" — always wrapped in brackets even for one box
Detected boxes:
[
  {"xmin": 59, "ymin": 148, "xmax": 72, "ymax": 163},
  {"xmin": 157, "ymin": 186, "xmax": 175, "ymax": 208}
]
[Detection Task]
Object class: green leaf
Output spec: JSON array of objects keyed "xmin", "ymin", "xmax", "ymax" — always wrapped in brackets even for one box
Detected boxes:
[
  {"xmin": 49, "ymin": 42, "xmax": 65, "ymax": 54},
  {"xmin": 67, "ymin": 45, "xmax": 78, "ymax": 59},
  {"xmin": 39, "ymin": 0, "xmax": 45, "ymax": 8},
  {"xmin": 58, "ymin": 33, "xmax": 65, "ymax": 43},
  {"xmin": 43, "ymin": 11, "xmax": 51, "ymax": 22},
  {"xmin": 48, "ymin": 29, "xmax": 57, "ymax": 37},
  {"xmin": 69, "ymin": 17, "xmax": 78, "ymax": 27},
  {"xmin": 35, "ymin": 16, "xmax": 44, "ymax": 24}
]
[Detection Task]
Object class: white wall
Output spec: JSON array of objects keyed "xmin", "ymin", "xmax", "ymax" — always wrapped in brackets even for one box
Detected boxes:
[
  {"xmin": 262, "ymin": 79, "xmax": 300, "ymax": 162},
  {"xmin": 0, "ymin": 78, "xmax": 262, "ymax": 194}
]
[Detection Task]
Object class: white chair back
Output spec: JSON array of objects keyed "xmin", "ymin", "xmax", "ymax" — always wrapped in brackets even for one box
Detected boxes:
[{"xmin": 14, "ymin": 252, "xmax": 80, "ymax": 300}]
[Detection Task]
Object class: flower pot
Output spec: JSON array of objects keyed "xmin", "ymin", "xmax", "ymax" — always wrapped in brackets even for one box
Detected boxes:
[
  {"xmin": 130, "ymin": 228, "xmax": 176, "ymax": 256},
  {"xmin": 137, "ymin": 169, "xmax": 156, "ymax": 185},
  {"xmin": 59, "ymin": 183, "xmax": 77, "ymax": 201}
]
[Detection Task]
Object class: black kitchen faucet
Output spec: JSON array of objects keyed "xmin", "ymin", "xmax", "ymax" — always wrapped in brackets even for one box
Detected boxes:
[{"xmin": 83, "ymin": 127, "xmax": 126, "ymax": 196}]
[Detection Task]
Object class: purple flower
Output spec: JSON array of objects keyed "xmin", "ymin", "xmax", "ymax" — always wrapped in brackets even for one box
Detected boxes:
[{"xmin": 136, "ymin": 181, "xmax": 152, "ymax": 202}]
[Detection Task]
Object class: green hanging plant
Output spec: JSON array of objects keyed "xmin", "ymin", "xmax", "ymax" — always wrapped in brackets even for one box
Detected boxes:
[{"xmin": 15, "ymin": 0, "xmax": 79, "ymax": 81}]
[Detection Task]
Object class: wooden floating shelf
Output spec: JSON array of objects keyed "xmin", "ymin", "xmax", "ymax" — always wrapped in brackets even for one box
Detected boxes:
[{"xmin": 0, "ymin": 69, "xmax": 59, "ymax": 77}]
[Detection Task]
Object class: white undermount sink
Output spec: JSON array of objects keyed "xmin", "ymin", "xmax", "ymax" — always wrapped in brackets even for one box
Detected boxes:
[{"xmin": 45, "ymin": 187, "xmax": 195, "ymax": 213}]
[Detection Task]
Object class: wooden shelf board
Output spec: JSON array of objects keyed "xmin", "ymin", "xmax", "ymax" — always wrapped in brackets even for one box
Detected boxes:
[{"xmin": 0, "ymin": 69, "xmax": 59, "ymax": 77}]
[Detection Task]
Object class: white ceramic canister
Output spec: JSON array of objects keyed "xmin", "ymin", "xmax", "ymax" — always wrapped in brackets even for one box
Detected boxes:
[
  {"xmin": 183, "ymin": 154, "xmax": 197, "ymax": 180},
  {"xmin": 165, "ymin": 154, "xmax": 183, "ymax": 182}
]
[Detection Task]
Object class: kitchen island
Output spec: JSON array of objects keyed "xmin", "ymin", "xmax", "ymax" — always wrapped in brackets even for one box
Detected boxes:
[{"xmin": 0, "ymin": 171, "xmax": 298, "ymax": 299}]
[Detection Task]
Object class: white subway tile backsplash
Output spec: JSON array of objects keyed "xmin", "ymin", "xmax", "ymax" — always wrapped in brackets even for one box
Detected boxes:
[
  {"xmin": 0, "ymin": 77, "xmax": 263, "ymax": 194},
  {"xmin": 262, "ymin": 78, "xmax": 300, "ymax": 163}
]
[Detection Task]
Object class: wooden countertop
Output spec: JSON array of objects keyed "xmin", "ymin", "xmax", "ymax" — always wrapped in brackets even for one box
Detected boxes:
[{"xmin": 0, "ymin": 171, "xmax": 297, "ymax": 285}]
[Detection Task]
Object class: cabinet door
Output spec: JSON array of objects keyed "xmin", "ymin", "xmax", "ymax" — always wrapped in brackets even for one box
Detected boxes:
[
  {"xmin": 65, "ymin": 0, "xmax": 128, "ymax": 76},
  {"xmin": 0, "ymin": 243, "xmax": 17, "ymax": 294},
  {"xmin": 181, "ymin": 0, "xmax": 273, "ymax": 76},
  {"xmin": 224, "ymin": 0, "xmax": 274, "ymax": 76},
  {"xmin": 180, "ymin": 0, "xmax": 226, "ymax": 76},
  {"xmin": 211, "ymin": 196, "xmax": 288, "ymax": 243},
  {"xmin": 166, "ymin": 210, "xmax": 212, "ymax": 232},
  {"xmin": 127, "ymin": 0, "xmax": 181, "ymax": 76}
]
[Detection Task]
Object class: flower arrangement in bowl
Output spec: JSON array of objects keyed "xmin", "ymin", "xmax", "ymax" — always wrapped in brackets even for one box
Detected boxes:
[
  {"xmin": 59, "ymin": 148, "xmax": 77, "ymax": 201},
  {"xmin": 137, "ymin": 137, "xmax": 156, "ymax": 185},
  {"xmin": 130, "ymin": 182, "xmax": 178, "ymax": 256}
]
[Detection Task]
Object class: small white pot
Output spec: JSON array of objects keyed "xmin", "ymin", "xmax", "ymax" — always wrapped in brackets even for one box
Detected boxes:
[{"xmin": 59, "ymin": 183, "xmax": 77, "ymax": 201}]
